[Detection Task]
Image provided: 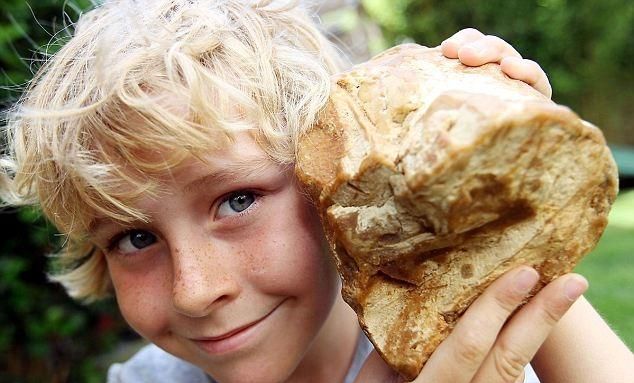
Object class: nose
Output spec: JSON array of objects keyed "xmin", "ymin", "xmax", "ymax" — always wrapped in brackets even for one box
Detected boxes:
[{"xmin": 170, "ymin": 238, "xmax": 240, "ymax": 318}]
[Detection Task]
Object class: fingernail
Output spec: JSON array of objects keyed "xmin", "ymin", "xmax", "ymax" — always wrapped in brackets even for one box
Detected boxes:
[
  {"xmin": 564, "ymin": 276, "xmax": 588, "ymax": 301},
  {"xmin": 514, "ymin": 268, "xmax": 539, "ymax": 294}
]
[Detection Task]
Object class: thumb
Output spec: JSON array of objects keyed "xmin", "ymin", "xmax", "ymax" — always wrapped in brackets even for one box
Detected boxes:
[{"xmin": 354, "ymin": 350, "xmax": 404, "ymax": 383}]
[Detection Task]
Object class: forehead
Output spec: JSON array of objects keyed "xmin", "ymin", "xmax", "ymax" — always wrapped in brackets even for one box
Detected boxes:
[
  {"xmin": 168, "ymin": 133, "xmax": 280, "ymax": 187},
  {"xmin": 87, "ymin": 132, "xmax": 282, "ymax": 235}
]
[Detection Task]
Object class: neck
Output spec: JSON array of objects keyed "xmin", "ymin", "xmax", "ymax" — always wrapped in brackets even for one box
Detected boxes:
[{"xmin": 286, "ymin": 295, "xmax": 360, "ymax": 383}]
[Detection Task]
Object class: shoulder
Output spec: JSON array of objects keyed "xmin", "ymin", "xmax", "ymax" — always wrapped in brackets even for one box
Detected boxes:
[{"xmin": 107, "ymin": 344, "xmax": 210, "ymax": 383}]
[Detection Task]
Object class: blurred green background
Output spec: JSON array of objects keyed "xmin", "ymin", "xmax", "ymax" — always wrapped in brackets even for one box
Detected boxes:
[{"xmin": 1, "ymin": 0, "xmax": 632, "ymax": 381}]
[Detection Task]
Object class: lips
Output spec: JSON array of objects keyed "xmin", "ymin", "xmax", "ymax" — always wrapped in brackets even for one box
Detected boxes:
[
  {"xmin": 200, "ymin": 317, "xmax": 266, "ymax": 342},
  {"xmin": 191, "ymin": 300, "xmax": 284, "ymax": 355}
]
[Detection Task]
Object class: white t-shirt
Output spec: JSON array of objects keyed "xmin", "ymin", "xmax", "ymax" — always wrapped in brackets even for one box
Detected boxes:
[{"xmin": 107, "ymin": 332, "xmax": 540, "ymax": 382}]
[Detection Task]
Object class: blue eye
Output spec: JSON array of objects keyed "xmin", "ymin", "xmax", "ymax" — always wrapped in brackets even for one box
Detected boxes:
[
  {"xmin": 229, "ymin": 192, "xmax": 255, "ymax": 212},
  {"xmin": 217, "ymin": 191, "xmax": 256, "ymax": 218},
  {"xmin": 117, "ymin": 230, "xmax": 157, "ymax": 254}
]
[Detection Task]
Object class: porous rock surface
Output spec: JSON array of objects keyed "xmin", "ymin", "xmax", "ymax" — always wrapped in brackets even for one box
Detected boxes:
[{"xmin": 295, "ymin": 44, "xmax": 618, "ymax": 380}]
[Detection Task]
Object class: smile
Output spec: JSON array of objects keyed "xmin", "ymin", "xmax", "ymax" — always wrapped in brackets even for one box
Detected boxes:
[{"xmin": 192, "ymin": 300, "xmax": 284, "ymax": 355}]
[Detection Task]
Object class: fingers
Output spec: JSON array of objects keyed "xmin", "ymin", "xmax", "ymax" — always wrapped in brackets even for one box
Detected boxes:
[
  {"xmin": 501, "ymin": 57, "xmax": 552, "ymax": 98},
  {"xmin": 441, "ymin": 29, "xmax": 521, "ymax": 65},
  {"xmin": 358, "ymin": 267, "xmax": 587, "ymax": 383},
  {"xmin": 417, "ymin": 267, "xmax": 541, "ymax": 382},
  {"xmin": 441, "ymin": 28, "xmax": 486, "ymax": 58},
  {"xmin": 441, "ymin": 28, "xmax": 552, "ymax": 98},
  {"xmin": 471, "ymin": 273, "xmax": 587, "ymax": 383}
]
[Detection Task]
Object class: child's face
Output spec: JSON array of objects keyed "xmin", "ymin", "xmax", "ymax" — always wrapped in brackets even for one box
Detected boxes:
[{"xmin": 90, "ymin": 133, "xmax": 350, "ymax": 382}]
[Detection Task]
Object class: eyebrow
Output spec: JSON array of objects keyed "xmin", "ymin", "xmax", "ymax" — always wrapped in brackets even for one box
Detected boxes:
[
  {"xmin": 182, "ymin": 155, "xmax": 279, "ymax": 194},
  {"xmin": 88, "ymin": 156, "xmax": 282, "ymax": 236}
]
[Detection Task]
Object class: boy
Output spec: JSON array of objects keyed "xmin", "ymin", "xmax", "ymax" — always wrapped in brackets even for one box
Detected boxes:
[{"xmin": 1, "ymin": 1, "xmax": 632, "ymax": 382}]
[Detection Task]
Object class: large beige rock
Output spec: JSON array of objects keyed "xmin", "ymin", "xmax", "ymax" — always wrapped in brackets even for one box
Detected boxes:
[{"xmin": 295, "ymin": 44, "xmax": 618, "ymax": 380}]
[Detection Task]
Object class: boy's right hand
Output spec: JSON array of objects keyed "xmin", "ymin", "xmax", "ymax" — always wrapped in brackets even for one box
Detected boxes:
[{"xmin": 354, "ymin": 266, "xmax": 588, "ymax": 383}]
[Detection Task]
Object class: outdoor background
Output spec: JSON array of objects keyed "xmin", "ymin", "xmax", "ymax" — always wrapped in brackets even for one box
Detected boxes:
[{"xmin": 1, "ymin": 0, "xmax": 632, "ymax": 382}]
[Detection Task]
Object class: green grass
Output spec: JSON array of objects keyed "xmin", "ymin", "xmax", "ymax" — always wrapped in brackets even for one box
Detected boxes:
[{"xmin": 574, "ymin": 190, "xmax": 634, "ymax": 349}]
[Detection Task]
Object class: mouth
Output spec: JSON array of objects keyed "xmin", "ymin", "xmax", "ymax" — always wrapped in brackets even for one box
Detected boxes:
[
  {"xmin": 201, "ymin": 315, "xmax": 267, "ymax": 342},
  {"xmin": 192, "ymin": 300, "xmax": 284, "ymax": 355}
]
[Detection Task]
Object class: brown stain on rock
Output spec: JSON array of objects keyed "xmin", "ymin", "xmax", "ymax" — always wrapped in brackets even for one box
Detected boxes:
[{"xmin": 460, "ymin": 263, "xmax": 474, "ymax": 279}]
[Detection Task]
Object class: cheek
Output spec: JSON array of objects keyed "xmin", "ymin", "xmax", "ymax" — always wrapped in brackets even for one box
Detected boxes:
[
  {"xmin": 107, "ymin": 260, "xmax": 173, "ymax": 339},
  {"xmin": 244, "ymin": 192, "xmax": 338, "ymax": 301}
]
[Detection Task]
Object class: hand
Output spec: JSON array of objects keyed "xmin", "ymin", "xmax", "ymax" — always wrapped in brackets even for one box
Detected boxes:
[
  {"xmin": 355, "ymin": 266, "xmax": 588, "ymax": 383},
  {"xmin": 441, "ymin": 28, "xmax": 552, "ymax": 98}
]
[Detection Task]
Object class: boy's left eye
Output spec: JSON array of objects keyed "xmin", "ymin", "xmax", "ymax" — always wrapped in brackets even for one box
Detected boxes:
[{"xmin": 216, "ymin": 191, "xmax": 257, "ymax": 218}]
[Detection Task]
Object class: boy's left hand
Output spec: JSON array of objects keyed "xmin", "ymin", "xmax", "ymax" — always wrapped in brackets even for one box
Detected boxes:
[{"xmin": 441, "ymin": 28, "xmax": 552, "ymax": 98}]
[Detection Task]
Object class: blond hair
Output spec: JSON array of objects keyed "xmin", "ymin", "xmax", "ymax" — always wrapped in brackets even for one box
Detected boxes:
[{"xmin": 0, "ymin": 0, "xmax": 342, "ymax": 301}]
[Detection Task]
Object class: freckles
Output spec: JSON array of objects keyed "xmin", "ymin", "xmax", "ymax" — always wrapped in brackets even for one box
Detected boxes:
[
  {"xmin": 201, "ymin": 243, "xmax": 217, "ymax": 273},
  {"xmin": 118, "ymin": 281, "xmax": 169, "ymax": 337},
  {"xmin": 240, "ymin": 237, "xmax": 294, "ymax": 290},
  {"xmin": 241, "ymin": 238, "xmax": 278, "ymax": 286},
  {"xmin": 173, "ymin": 248, "xmax": 182, "ymax": 281},
  {"xmin": 172, "ymin": 247, "xmax": 187, "ymax": 293},
  {"xmin": 238, "ymin": 226, "xmax": 272, "ymax": 269},
  {"xmin": 109, "ymin": 259, "xmax": 173, "ymax": 339},
  {"xmin": 243, "ymin": 249, "xmax": 266, "ymax": 276}
]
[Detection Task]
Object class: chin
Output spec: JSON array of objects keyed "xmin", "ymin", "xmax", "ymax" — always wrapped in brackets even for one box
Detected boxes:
[{"xmin": 202, "ymin": 362, "xmax": 297, "ymax": 383}]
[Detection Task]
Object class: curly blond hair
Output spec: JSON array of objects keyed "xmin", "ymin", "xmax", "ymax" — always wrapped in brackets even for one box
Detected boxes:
[{"xmin": 0, "ymin": 0, "xmax": 342, "ymax": 301}]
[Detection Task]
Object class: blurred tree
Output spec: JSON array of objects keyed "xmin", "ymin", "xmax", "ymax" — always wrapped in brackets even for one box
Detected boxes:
[
  {"xmin": 1, "ymin": 1, "xmax": 133, "ymax": 382},
  {"xmin": 362, "ymin": 0, "xmax": 634, "ymax": 145},
  {"xmin": 0, "ymin": 208, "xmax": 131, "ymax": 382},
  {"xmin": 1, "ymin": 0, "xmax": 93, "ymax": 104}
]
